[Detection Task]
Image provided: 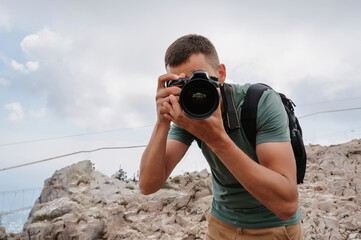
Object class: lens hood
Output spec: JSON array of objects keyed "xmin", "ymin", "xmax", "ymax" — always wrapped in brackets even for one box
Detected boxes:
[{"xmin": 179, "ymin": 77, "xmax": 219, "ymax": 119}]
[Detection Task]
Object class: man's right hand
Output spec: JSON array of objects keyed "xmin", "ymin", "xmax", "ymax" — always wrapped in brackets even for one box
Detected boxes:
[
  {"xmin": 156, "ymin": 73, "xmax": 184, "ymax": 123},
  {"xmin": 140, "ymin": 73, "xmax": 189, "ymax": 195}
]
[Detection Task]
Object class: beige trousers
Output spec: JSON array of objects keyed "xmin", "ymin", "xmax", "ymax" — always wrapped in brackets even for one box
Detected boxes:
[{"xmin": 205, "ymin": 212, "xmax": 303, "ymax": 240}]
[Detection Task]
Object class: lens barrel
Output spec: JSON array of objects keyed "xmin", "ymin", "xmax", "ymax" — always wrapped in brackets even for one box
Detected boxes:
[{"xmin": 179, "ymin": 78, "xmax": 219, "ymax": 119}]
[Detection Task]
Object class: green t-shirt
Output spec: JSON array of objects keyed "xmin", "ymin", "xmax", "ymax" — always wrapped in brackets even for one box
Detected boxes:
[{"xmin": 167, "ymin": 83, "xmax": 301, "ymax": 229}]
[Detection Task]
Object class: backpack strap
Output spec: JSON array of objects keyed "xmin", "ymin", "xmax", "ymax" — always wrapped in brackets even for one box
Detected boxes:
[
  {"xmin": 241, "ymin": 83, "xmax": 271, "ymax": 148},
  {"xmin": 241, "ymin": 84, "xmax": 307, "ymax": 184},
  {"xmin": 195, "ymin": 83, "xmax": 240, "ymax": 148},
  {"xmin": 220, "ymin": 83, "xmax": 240, "ymax": 133}
]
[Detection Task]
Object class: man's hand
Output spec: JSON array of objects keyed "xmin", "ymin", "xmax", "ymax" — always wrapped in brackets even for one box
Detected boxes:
[
  {"xmin": 140, "ymin": 73, "xmax": 189, "ymax": 195},
  {"xmin": 163, "ymin": 93, "xmax": 227, "ymax": 146},
  {"xmin": 156, "ymin": 73, "xmax": 184, "ymax": 124}
]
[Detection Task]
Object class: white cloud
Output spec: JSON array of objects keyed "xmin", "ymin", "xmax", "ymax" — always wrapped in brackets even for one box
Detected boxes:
[
  {"xmin": 10, "ymin": 59, "xmax": 25, "ymax": 72},
  {"xmin": 20, "ymin": 27, "xmax": 72, "ymax": 61},
  {"xmin": 4, "ymin": 1, "xmax": 360, "ymax": 133},
  {"xmin": 216, "ymin": 26, "xmax": 361, "ymax": 98},
  {"xmin": 0, "ymin": 77, "xmax": 8, "ymax": 86},
  {"xmin": 5, "ymin": 102, "xmax": 25, "ymax": 122},
  {"xmin": 10, "ymin": 59, "xmax": 39, "ymax": 73},
  {"xmin": 26, "ymin": 61, "xmax": 39, "ymax": 72},
  {"xmin": 18, "ymin": 26, "xmax": 157, "ymax": 129}
]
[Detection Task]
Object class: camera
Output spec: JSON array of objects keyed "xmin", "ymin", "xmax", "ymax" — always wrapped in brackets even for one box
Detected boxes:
[{"xmin": 166, "ymin": 70, "xmax": 220, "ymax": 119}]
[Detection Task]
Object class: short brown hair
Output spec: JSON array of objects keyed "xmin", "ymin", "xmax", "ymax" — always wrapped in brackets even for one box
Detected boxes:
[{"xmin": 165, "ymin": 34, "xmax": 220, "ymax": 70}]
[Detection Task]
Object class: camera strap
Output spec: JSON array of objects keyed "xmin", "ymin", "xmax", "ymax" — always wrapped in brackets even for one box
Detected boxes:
[{"xmin": 220, "ymin": 83, "xmax": 240, "ymax": 133}]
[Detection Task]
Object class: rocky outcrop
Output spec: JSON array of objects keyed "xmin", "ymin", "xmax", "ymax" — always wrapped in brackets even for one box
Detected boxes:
[
  {"xmin": 299, "ymin": 139, "xmax": 361, "ymax": 240},
  {"xmin": 3, "ymin": 139, "xmax": 361, "ymax": 239},
  {"xmin": 0, "ymin": 226, "xmax": 7, "ymax": 240},
  {"xmin": 6, "ymin": 161, "xmax": 212, "ymax": 240}
]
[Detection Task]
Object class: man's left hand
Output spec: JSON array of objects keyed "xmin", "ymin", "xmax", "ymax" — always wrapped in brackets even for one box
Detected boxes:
[{"xmin": 163, "ymin": 94, "xmax": 226, "ymax": 146}]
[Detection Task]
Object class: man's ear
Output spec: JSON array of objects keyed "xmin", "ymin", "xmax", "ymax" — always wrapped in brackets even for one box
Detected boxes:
[{"xmin": 217, "ymin": 64, "xmax": 226, "ymax": 83}]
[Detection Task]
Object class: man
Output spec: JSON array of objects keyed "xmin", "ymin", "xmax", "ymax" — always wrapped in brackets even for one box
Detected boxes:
[{"xmin": 139, "ymin": 34, "xmax": 303, "ymax": 239}]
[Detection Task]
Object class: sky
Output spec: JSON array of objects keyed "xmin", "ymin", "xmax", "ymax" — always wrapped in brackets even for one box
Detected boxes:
[{"xmin": 0, "ymin": 0, "xmax": 361, "ymax": 203}]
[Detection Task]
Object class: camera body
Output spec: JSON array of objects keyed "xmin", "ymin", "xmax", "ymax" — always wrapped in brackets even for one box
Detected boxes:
[{"xmin": 166, "ymin": 70, "xmax": 220, "ymax": 119}]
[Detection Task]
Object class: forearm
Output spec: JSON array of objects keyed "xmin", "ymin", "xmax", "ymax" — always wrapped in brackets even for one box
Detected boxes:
[
  {"xmin": 208, "ymin": 134, "xmax": 298, "ymax": 220},
  {"xmin": 139, "ymin": 120, "xmax": 170, "ymax": 194}
]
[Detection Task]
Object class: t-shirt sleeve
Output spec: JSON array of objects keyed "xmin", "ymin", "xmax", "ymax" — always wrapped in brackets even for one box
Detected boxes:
[
  {"xmin": 167, "ymin": 123, "xmax": 195, "ymax": 146},
  {"xmin": 256, "ymin": 90, "xmax": 290, "ymax": 145}
]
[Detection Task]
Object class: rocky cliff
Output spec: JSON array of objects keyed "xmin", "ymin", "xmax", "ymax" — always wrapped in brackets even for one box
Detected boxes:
[{"xmin": 2, "ymin": 139, "xmax": 361, "ymax": 240}]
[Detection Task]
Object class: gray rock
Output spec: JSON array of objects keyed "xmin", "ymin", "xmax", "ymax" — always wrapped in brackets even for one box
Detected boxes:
[
  {"xmin": 0, "ymin": 226, "xmax": 7, "ymax": 240},
  {"xmin": 5, "ymin": 139, "xmax": 361, "ymax": 240},
  {"xmin": 199, "ymin": 169, "xmax": 209, "ymax": 179},
  {"xmin": 322, "ymin": 217, "xmax": 339, "ymax": 229}
]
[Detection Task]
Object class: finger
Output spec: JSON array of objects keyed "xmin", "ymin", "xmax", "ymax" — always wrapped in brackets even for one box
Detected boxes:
[
  {"xmin": 157, "ymin": 73, "xmax": 179, "ymax": 91},
  {"xmin": 163, "ymin": 101, "xmax": 176, "ymax": 119},
  {"xmin": 169, "ymin": 94, "xmax": 182, "ymax": 115},
  {"xmin": 162, "ymin": 100, "xmax": 178, "ymax": 123},
  {"xmin": 156, "ymin": 94, "xmax": 180, "ymax": 116},
  {"xmin": 156, "ymin": 87, "xmax": 181, "ymax": 101},
  {"xmin": 163, "ymin": 113, "xmax": 173, "ymax": 122},
  {"xmin": 158, "ymin": 103, "xmax": 170, "ymax": 115}
]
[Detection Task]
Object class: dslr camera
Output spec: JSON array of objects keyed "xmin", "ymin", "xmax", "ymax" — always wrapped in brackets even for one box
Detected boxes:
[{"xmin": 166, "ymin": 70, "xmax": 220, "ymax": 119}]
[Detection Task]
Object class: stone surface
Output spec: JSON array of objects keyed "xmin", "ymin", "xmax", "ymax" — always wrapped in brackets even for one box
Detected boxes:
[
  {"xmin": 0, "ymin": 226, "xmax": 7, "ymax": 240},
  {"xmin": 5, "ymin": 139, "xmax": 361, "ymax": 239}
]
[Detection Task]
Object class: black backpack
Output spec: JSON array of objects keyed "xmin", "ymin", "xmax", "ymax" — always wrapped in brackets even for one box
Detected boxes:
[{"xmin": 241, "ymin": 83, "xmax": 307, "ymax": 184}]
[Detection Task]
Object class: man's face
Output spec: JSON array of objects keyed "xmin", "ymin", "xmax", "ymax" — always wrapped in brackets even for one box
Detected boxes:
[
  {"xmin": 166, "ymin": 53, "xmax": 220, "ymax": 80},
  {"xmin": 166, "ymin": 53, "xmax": 227, "ymax": 114}
]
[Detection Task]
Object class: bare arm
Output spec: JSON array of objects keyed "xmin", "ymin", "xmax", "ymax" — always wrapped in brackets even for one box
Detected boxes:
[
  {"xmin": 139, "ymin": 73, "xmax": 189, "ymax": 195},
  {"xmin": 209, "ymin": 136, "xmax": 298, "ymax": 220},
  {"xmin": 139, "ymin": 123, "xmax": 188, "ymax": 194}
]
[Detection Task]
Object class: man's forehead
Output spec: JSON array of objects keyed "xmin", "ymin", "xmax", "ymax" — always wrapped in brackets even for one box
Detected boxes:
[{"xmin": 166, "ymin": 54, "xmax": 216, "ymax": 76}]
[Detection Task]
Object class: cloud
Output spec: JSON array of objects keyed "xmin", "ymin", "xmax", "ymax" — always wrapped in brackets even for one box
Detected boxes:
[
  {"xmin": 3, "ymin": 102, "xmax": 46, "ymax": 122},
  {"xmin": 5, "ymin": 102, "xmax": 24, "ymax": 122},
  {"xmin": 217, "ymin": 26, "xmax": 361, "ymax": 96},
  {"xmin": 3, "ymin": 1, "xmax": 360, "ymax": 134},
  {"xmin": 0, "ymin": 77, "xmax": 8, "ymax": 86},
  {"xmin": 20, "ymin": 27, "xmax": 72, "ymax": 61},
  {"xmin": 10, "ymin": 59, "xmax": 39, "ymax": 73},
  {"xmin": 18, "ymin": 26, "xmax": 158, "ymax": 129},
  {"xmin": 26, "ymin": 61, "xmax": 39, "ymax": 72}
]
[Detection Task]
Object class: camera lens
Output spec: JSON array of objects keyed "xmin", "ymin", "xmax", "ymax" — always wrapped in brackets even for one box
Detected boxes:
[{"xmin": 179, "ymin": 79, "xmax": 219, "ymax": 119}]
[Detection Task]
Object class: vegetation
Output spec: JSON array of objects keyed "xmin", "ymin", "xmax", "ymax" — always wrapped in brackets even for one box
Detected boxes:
[
  {"xmin": 126, "ymin": 186, "xmax": 135, "ymax": 190},
  {"xmin": 161, "ymin": 181, "xmax": 174, "ymax": 190},
  {"xmin": 116, "ymin": 166, "xmax": 127, "ymax": 181},
  {"xmin": 171, "ymin": 176, "xmax": 180, "ymax": 184},
  {"xmin": 89, "ymin": 161, "xmax": 95, "ymax": 170}
]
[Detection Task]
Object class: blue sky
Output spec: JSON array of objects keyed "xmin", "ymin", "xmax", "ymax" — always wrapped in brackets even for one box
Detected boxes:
[{"xmin": 0, "ymin": 0, "xmax": 361, "ymax": 197}]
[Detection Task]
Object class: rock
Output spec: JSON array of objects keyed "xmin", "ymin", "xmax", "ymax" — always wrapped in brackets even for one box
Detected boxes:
[
  {"xmin": 4, "ymin": 139, "xmax": 361, "ymax": 240},
  {"xmin": 0, "ymin": 226, "xmax": 7, "ymax": 240},
  {"xmin": 322, "ymin": 217, "xmax": 339, "ymax": 229},
  {"xmin": 320, "ymin": 158, "xmax": 335, "ymax": 171},
  {"xmin": 5, "ymin": 160, "xmax": 212, "ymax": 240},
  {"xmin": 199, "ymin": 169, "xmax": 210, "ymax": 178},
  {"xmin": 317, "ymin": 201, "xmax": 333, "ymax": 212},
  {"xmin": 298, "ymin": 139, "xmax": 361, "ymax": 239}
]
